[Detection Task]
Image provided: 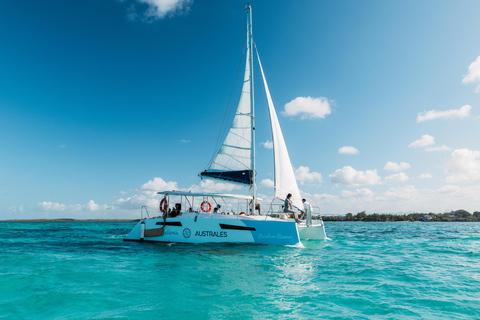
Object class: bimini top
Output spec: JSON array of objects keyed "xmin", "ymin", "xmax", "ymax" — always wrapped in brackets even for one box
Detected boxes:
[{"xmin": 156, "ymin": 190, "xmax": 261, "ymax": 201}]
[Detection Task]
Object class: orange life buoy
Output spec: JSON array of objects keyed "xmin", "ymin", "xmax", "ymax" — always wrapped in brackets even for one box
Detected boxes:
[
  {"xmin": 200, "ymin": 201, "xmax": 211, "ymax": 213},
  {"xmin": 159, "ymin": 198, "xmax": 168, "ymax": 212}
]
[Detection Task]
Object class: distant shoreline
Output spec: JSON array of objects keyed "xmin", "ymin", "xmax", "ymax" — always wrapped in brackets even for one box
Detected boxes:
[{"xmin": 0, "ymin": 219, "xmax": 139, "ymax": 222}]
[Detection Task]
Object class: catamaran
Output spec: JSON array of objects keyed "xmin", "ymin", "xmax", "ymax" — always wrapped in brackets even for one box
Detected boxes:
[{"xmin": 124, "ymin": 4, "xmax": 327, "ymax": 246}]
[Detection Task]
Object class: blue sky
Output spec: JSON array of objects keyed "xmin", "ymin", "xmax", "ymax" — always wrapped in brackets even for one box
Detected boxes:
[{"xmin": 2, "ymin": 0, "xmax": 480, "ymax": 219}]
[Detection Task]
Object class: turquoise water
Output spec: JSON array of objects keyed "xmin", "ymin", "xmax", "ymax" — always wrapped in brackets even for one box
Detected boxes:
[{"xmin": 1, "ymin": 222, "xmax": 480, "ymax": 319}]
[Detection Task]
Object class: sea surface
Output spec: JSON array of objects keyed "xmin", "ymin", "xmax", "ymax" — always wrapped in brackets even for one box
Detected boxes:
[{"xmin": 1, "ymin": 221, "xmax": 479, "ymax": 319}]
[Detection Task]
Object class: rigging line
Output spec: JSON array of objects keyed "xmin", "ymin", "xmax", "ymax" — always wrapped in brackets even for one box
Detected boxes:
[
  {"xmin": 204, "ymin": 19, "xmax": 248, "ymax": 170},
  {"xmin": 188, "ymin": 179, "xmax": 202, "ymax": 193}
]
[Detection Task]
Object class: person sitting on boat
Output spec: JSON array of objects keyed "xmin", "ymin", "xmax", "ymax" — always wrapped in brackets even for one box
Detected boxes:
[
  {"xmin": 284, "ymin": 193, "xmax": 301, "ymax": 223},
  {"xmin": 255, "ymin": 203, "xmax": 261, "ymax": 215},
  {"xmin": 213, "ymin": 204, "xmax": 221, "ymax": 214}
]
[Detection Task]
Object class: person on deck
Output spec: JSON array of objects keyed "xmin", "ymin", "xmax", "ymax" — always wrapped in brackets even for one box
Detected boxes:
[
  {"xmin": 302, "ymin": 198, "xmax": 313, "ymax": 224},
  {"xmin": 284, "ymin": 193, "xmax": 301, "ymax": 223}
]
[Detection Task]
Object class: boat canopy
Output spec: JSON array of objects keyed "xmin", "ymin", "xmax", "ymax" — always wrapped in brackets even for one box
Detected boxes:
[{"xmin": 157, "ymin": 191, "xmax": 262, "ymax": 201}]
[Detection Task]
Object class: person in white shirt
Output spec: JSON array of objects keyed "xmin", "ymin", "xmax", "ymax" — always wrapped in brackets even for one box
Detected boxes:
[{"xmin": 302, "ymin": 198, "xmax": 313, "ymax": 225}]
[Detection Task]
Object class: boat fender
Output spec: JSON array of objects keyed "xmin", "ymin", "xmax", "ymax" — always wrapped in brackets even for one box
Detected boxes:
[
  {"xmin": 201, "ymin": 201, "xmax": 211, "ymax": 213},
  {"xmin": 140, "ymin": 221, "xmax": 145, "ymax": 241},
  {"xmin": 159, "ymin": 198, "xmax": 168, "ymax": 213}
]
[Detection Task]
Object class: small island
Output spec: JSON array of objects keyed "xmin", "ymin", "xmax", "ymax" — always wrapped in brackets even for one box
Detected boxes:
[{"xmin": 323, "ymin": 209, "xmax": 480, "ymax": 222}]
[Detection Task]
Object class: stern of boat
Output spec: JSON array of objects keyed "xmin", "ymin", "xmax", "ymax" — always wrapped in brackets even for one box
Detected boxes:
[{"xmin": 297, "ymin": 220, "xmax": 328, "ymax": 240}]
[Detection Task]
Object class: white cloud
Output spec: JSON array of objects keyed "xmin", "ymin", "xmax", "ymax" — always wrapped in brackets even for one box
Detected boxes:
[
  {"xmin": 416, "ymin": 105, "xmax": 472, "ymax": 123},
  {"xmin": 294, "ymin": 166, "xmax": 323, "ymax": 185},
  {"xmin": 115, "ymin": 193, "xmax": 160, "ymax": 211},
  {"xmin": 282, "ymin": 96, "xmax": 331, "ymax": 119},
  {"xmin": 419, "ymin": 173, "xmax": 433, "ymax": 179},
  {"xmin": 261, "ymin": 140, "xmax": 273, "ymax": 149},
  {"xmin": 140, "ymin": 177, "xmax": 178, "ymax": 191},
  {"xmin": 384, "ymin": 161, "xmax": 410, "ymax": 171},
  {"xmin": 380, "ymin": 185, "xmax": 418, "ymax": 201},
  {"xmin": 444, "ymin": 148, "xmax": 480, "ymax": 182},
  {"xmin": 132, "ymin": 0, "xmax": 192, "ymax": 20},
  {"xmin": 329, "ymin": 166, "xmax": 381, "ymax": 187},
  {"xmin": 190, "ymin": 179, "xmax": 240, "ymax": 193},
  {"xmin": 463, "ymin": 56, "xmax": 480, "ymax": 92},
  {"xmin": 426, "ymin": 145, "xmax": 451, "ymax": 152},
  {"xmin": 341, "ymin": 188, "xmax": 374, "ymax": 198},
  {"xmin": 408, "ymin": 134, "xmax": 435, "ymax": 148},
  {"xmin": 384, "ymin": 172, "xmax": 409, "ymax": 182},
  {"xmin": 338, "ymin": 146, "xmax": 359, "ymax": 155},
  {"xmin": 296, "ymin": 183, "xmax": 480, "ymax": 216},
  {"xmin": 259, "ymin": 178, "xmax": 274, "ymax": 188},
  {"xmin": 180, "ymin": 139, "xmax": 190, "ymax": 143},
  {"xmin": 38, "ymin": 202, "xmax": 79, "ymax": 212},
  {"xmin": 438, "ymin": 185, "xmax": 461, "ymax": 193},
  {"xmin": 86, "ymin": 200, "xmax": 103, "ymax": 211},
  {"xmin": 38, "ymin": 201, "xmax": 111, "ymax": 212}
]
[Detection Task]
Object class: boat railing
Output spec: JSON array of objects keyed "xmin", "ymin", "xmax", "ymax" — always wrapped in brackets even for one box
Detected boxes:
[{"xmin": 140, "ymin": 205, "xmax": 150, "ymax": 219}]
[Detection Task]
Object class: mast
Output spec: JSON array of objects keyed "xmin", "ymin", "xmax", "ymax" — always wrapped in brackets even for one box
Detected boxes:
[{"xmin": 246, "ymin": 3, "xmax": 256, "ymax": 214}]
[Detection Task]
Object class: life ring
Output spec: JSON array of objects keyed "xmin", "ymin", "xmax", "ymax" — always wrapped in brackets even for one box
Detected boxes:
[
  {"xmin": 200, "ymin": 201, "xmax": 211, "ymax": 213},
  {"xmin": 159, "ymin": 198, "xmax": 168, "ymax": 212}
]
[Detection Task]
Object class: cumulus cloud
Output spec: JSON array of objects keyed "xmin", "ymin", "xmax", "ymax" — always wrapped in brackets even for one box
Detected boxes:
[
  {"xmin": 463, "ymin": 56, "xmax": 480, "ymax": 92},
  {"xmin": 438, "ymin": 185, "xmax": 461, "ymax": 193},
  {"xmin": 426, "ymin": 145, "xmax": 451, "ymax": 152},
  {"xmin": 259, "ymin": 178, "xmax": 274, "ymax": 188},
  {"xmin": 419, "ymin": 173, "xmax": 433, "ymax": 179},
  {"xmin": 380, "ymin": 185, "xmax": 418, "ymax": 201},
  {"xmin": 341, "ymin": 188, "xmax": 374, "ymax": 198},
  {"xmin": 140, "ymin": 177, "xmax": 178, "ymax": 191},
  {"xmin": 190, "ymin": 179, "xmax": 240, "ymax": 193},
  {"xmin": 338, "ymin": 146, "xmax": 359, "ymax": 155},
  {"xmin": 408, "ymin": 134, "xmax": 435, "ymax": 148},
  {"xmin": 129, "ymin": 0, "xmax": 192, "ymax": 20},
  {"xmin": 38, "ymin": 200, "xmax": 111, "ymax": 212},
  {"xmin": 261, "ymin": 140, "xmax": 273, "ymax": 149},
  {"xmin": 294, "ymin": 166, "xmax": 323, "ymax": 185},
  {"xmin": 384, "ymin": 161, "xmax": 410, "ymax": 171},
  {"xmin": 329, "ymin": 166, "xmax": 381, "ymax": 187},
  {"xmin": 384, "ymin": 172, "xmax": 409, "ymax": 182},
  {"xmin": 115, "ymin": 192, "xmax": 160, "ymax": 211},
  {"xmin": 282, "ymin": 96, "xmax": 331, "ymax": 119},
  {"xmin": 444, "ymin": 148, "xmax": 480, "ymax": 182},
  {"xmin": 417, "ymin": 105, "xmax": 472, "ymax": 123}
]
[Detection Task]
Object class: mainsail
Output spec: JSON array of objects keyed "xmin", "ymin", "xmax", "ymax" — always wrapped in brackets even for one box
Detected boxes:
[
  {"xmin": 199, "ymin": 6, "xmax": 254, "ymax": 185},
  {"xmin": 256, "ymin": 52, "xmax": 303, "ymax": 210}
]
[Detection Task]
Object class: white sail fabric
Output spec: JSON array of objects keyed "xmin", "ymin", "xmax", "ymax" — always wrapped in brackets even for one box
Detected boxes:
[
  {"xmin": 203, "ymin": 38, "xmax": 252, "ymax": 180},
  {"xmin": 256, "ymin": 52, "xmax": 303, "ymax": 210}
]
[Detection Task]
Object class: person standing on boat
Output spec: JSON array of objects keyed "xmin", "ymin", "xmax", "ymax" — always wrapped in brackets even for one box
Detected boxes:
[
  {"xmin": 302, "ymin": 198, "xmax": 313, "ymax": 226},
  {"xmin": 284, "ymin": 193, "xmax": 301, "ymax": 223}
]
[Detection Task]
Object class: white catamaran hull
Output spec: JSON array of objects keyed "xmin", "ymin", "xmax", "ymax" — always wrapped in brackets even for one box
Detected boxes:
[
  {"xmin": 124, "ymin": 213, "xmax": 306, "ymax": 246},
  {"xmin": 124, "ymin": 213, "xmax": 328, "ymax": 245},
  {"xmin": 298, "ymin": 222, "xmax": 328, "ymax": 240}
]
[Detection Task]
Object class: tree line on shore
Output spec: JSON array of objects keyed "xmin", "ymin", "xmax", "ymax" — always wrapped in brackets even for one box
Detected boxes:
[{"xmin": 323, "ymin": 209, "xmax": 480, "ymax": 222}]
